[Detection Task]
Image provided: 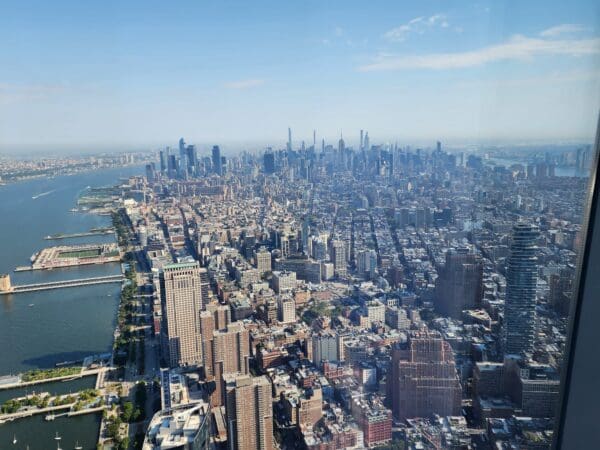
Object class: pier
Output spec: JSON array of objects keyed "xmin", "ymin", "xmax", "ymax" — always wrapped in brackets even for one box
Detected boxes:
[
  {"xmin": 0, "ymin": 274, "xmax": 124, "ymax": 295},
  {"xmin": 44, "ymin": 228, "xmax": 115, "ymax": 240},
  {"xmin": 0, "ymin": 399, "xmax": 107, "ymax": 423},
  {"xmin": 0, "ymin": 367, "xmax": 107, "ymax": 391},
  {"xmin": 20, "ymin": 243, "xmax": 121, "ymax": 271}
]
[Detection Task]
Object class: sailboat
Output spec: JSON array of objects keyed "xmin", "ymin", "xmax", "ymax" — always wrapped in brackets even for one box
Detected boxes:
[
  {"xmin": 12, "ymin": 434, "xmax": 17, "ymax": 444},
  {"xmin": 55, "ymin": 431, "xmax": 62, "ymax": 441}
]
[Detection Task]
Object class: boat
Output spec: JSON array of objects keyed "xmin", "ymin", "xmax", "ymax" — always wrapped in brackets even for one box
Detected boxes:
[
  {"xmin": 28, "ymin": 304, "xmax": 34, "ymax": 307},
  {"xmin": 74, "ymin": 441, "xmax": 83, "ymax": 450},
  {"xmin": 45, "ymin": 413, "xmax": 55, "ymax": 421},
  {"xmin": 12, "ymin": 434, "xmax": 17, "ymax": 444},
  {"xmin": 55, "ymin": 432, "xmax": 61, "ymax": 441},
  {"xmin": 32, "ymin": 189, "xmax": 56, "ymax": 200}
]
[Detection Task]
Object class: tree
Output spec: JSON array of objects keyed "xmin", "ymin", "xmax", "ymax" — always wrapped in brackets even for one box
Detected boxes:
[
  {"xmin": 118, "ymin": 437, "xmax": 130, "ymax": 450},
  {"xmin": 121, "ymin": 401, "xmax": 134, "ymax": 422}
]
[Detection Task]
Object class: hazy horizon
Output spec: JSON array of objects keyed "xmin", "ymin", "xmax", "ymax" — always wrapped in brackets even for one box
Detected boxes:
[{"xmin": 0, "ymin": 136, "xmax": 594, "ymax": 159}]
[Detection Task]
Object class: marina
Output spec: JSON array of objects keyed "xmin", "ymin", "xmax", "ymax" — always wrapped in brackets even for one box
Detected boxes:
[
  {"xmin": 0, "ymin": 166, "xmax": 141, "ymax": 448},
  {"xmin": 0, "ymin": 413, "xmax": 101, "ymax": 450}
]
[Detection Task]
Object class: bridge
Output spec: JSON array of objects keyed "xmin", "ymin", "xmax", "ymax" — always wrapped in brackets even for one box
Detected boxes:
[{"xmin": 0, "ymin": 274, "xmax": 124, "ymax": 295}]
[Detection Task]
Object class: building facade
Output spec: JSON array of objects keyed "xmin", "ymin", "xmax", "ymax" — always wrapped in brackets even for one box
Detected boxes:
[
  {"xmin": 504, "ymin": 223, "xmax": 539, "ymax": 358},
  {"xmin": 224, "ymin": 374, "xmax": 274, "ymax": 450},
  {"xmin": 389, "ymin": 330, "xmax": 462, "ymax": 421},
  {"xmin": 160, "ymin": 262, "xmax": 205, "ymax": 368}
]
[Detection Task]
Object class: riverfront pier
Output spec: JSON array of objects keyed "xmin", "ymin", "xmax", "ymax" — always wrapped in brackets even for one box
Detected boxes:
[
  {"xmin": 0, "ymin": 274, "xmax": 124, "ymax": 295},
  {"xmin": 44, "ymin": 229, "xmax": 115, "ymax": 240},
  {"xmin": 22, "ymin": 243, "xmax": 121, "ymax": 271}
]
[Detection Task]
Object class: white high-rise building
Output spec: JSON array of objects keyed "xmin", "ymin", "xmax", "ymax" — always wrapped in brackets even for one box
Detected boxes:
[
  {"xmin": 278, "ymin": 296, "xmax": 296, "ymax": 323},
  {"xmin": 255, "ymin": 247, "xmax": 272, "ymax": 276}
]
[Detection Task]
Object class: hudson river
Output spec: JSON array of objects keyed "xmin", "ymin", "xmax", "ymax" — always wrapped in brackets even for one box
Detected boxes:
[{"xmin": 0, "ymin": 166, "xmax": 141, "ymax": 449}]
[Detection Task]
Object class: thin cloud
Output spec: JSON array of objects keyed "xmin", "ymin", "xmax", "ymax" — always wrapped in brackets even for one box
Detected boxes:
[
  {"xmin": 223, "ymin": 79, "xmax": 265, "ymax": 89},
  {"xmin": 359, "ymin": 34, "xmax": 600, "ymax": 72},
  {"xmin": 540, "ymin": 24, "xmax": 588, "ymax": 37},
  {"xmin": 334, "ymin": 26, "xmax": 344, "ymax": 37},
  {"xmin": 455, "ymin": 68, "xmax": 600, "ymax": 89},
  {"xmin": 384, "ymin": 14, "xmax": 449, "ymax": 42}
]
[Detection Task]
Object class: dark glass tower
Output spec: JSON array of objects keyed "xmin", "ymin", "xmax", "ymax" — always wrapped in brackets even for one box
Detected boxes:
[
  {"xmin": 263, "ymin": 151, "xmax": 275, "ymax": 174},
  {"xmin": 504, "ymin": 223, "xmax": 539, "ymax": 358},
  {"xmin": 159, "ymin": 149, "xmax": 167, "ymax": 174},
  {"xmin": 212, "ymin": 145, "xmax": 222, "ymax": 176}
]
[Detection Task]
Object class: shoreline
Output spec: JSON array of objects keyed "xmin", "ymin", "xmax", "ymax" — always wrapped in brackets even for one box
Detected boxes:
[{"xmin": 0, "ymin": 163, "xmax": 143, "ymax": 188}]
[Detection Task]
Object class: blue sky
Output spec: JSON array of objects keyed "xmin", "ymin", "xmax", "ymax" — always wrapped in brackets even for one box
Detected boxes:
[{"xmin": 0, "ymin": 0, "xmax": 599, "ymax": 153}]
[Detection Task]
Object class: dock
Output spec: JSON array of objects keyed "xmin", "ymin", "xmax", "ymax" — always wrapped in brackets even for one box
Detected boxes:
[
  {"xmin": 18, "ymin": 243, "xmax": 121, "ymax": 272},
  {"xmin": 44, "ymin": 228, "xmax": 115, "ymax": 240},
  {"xmin": 0, "ymin": 401, "xmax": 107, "ymax": 423},
  {"xmin": 0, "ymin": 367, "xmax": 107, "ymax": 391},
  {"xmin": 0, "ymin": 274, "xmax": 124, "ymax": 295}
]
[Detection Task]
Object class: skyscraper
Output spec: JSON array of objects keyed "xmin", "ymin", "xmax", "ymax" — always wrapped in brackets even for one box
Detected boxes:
[
  {"xmin": 504, "ymin": 223, "xmax": 539, "ymax": 358},
  {"xmin": 255, "ymin": 247, "xmax": 272, "ymax": 275},
  {"xmin": 357, "ymin": 249, "xmax": 378, "ymax": 280},
  {"xmin": 287, "ymin": 127, "xmax": 292, "ymax": 152},
  {"xmin": 160, "ymin": 262, "xmax": 205, "ymax": 368},
  {"xmin": 263, "ymin": 151, "xmax": 275, "ymax": 175},
  {"xmin": 389, "ymin": 330, "xmax": 462, "ymax": 421},
  {"xmin": 159, "ymin": 149, "xmax": 166, "ymax": 174},
  {"xmin": 330, "ymin": 240, "xmax": 347, "ymax": 277},
  {"xmin": 178, "ymin": 137, "xmax": 186, "ymax": 157},
  {"xmin": 434, "ymin": 249, "xmax": 483, "ymax": 319},
  {"xmin": 145, "ymin": 163, "xmax": 156, "ymax": 183},
  {"xmin": 224, "ymin": 374, "xmax": 274, "ymax": 450},
  {"xmin": 211, "ymin": 321, "xmax": 250, "ymax": 406},
  {"xmin": 212, "ymin": 145, "xmax": 222, "ymax": 176},
  {"xmin": 199, "ymin": 304, "xmax": 231, "ymax": 363},
  {"xmin": 186, "ymin": 144, "xmax": 198, "ymax": 175},
  {"xmin": 167, "ymin": 154, "xmax": 178, "ymax": 179},
  {"xmin": 312, "ymin": 332, "xmax": 344, "ymax": 367}
]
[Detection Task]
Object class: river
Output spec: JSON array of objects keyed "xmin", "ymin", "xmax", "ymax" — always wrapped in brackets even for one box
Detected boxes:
[{"xmin": 0, "ymin": 166, "xmax": 142, "ymax": 449}]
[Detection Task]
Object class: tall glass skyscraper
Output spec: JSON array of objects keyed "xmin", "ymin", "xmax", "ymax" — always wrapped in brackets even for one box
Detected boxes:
[
  {"xmin": 504, "ymin": 223, "xmax": 539, "ymax": 358},
  {"xmin": 212, "ymin": 145, "xmax": 222, "ymax": 176}
]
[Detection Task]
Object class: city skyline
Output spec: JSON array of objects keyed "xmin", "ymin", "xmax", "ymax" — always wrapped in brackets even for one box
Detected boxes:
[
  {"xmin": 0, "ymin": 0, "xmax": 598, "ymax": 446},
  {"xmin": 0, "ymin": 132, "xmax": 593, "ymax": 448},
  {"xmin": 1, "ymin": 0, "xmax": 599, "ymax": 152}
]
